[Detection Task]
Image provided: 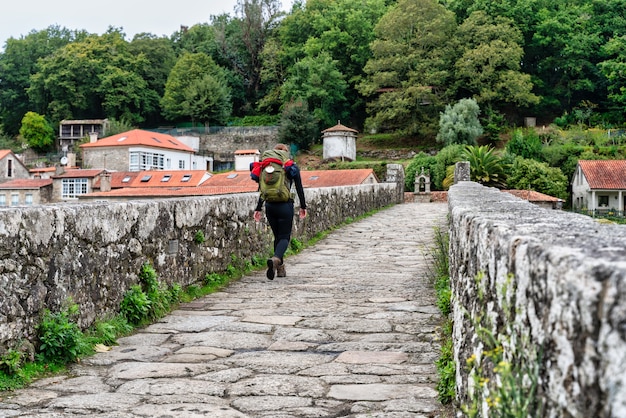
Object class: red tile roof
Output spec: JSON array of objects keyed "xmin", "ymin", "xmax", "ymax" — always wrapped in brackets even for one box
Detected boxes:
[
  {"xmin": 79, "ymin": 129, "xmax": 194, "ymax": 152},
  {"xmin": 234, "ymin": 149, "xmax": 260, "ymax": 155},
  {"xmin": 300, "ymin": 169, "xmax": 377, "ymax": 188},
  {"xmin": 502, "ymin": 189, "xmax": 563, "ymax": 202},
  {"xmin": 578, "ymin": 160, "xmax": 626, "ymax": 189},
  {"xmin": 52, "ymin": 169, "xmax": 104, "ymax": 179},
  {"xmin": 30, "ymin": 167, "xmax": 57, "ymax": 174},
  {"xmin": 0, "ymin": 150, "xmax": 12, "ymax": 160},
  {"xmin": 0, "ymin": 178, "xmax": 53, "ymax": 189},
  {"xmin": 322, "ymin": 122, "xmax": 359, "ymax": 134}
]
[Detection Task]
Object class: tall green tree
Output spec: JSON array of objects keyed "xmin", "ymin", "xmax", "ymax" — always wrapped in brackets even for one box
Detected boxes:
[
  {"xmin": 19, "ymin": 111, "xmax": 54, "ymax": 151},
  {"xmin": 273, "ymin": 0, "xmax": 389, "ymax": 125},
  {"xmin": 277, "ymin": 100, "xmax": 319, "ymax": 151},
  {"xmin": 0, "ymin": 26, "xmax": 84, "ymax": 135},
  {"xmin": 281, "ymin": 52, "xmax": 348, "ymax": 129},
  {"xmin": 211, "ymin": 0, "xmax": 284, "ymax": 115},
  {"xmin": 161, "ymin": 52, "xmax": 231, "ymax": 123},
  {"xmin": 452, "ymin": 11, "xmax": 539, "ymax": 112},
  {"xmin": 599, "ymin": 36, "xmax": 626, "ymax": 116},
  {"xmin": 28, "ymin": 29, "xmax": 154, "ymax": 125},
  {"xmin": 359, "ymin": 0, "xmax": 457, "ymax": 136}
]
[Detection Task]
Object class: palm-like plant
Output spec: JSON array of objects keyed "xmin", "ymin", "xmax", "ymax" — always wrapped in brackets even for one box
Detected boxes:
[{"xmin": 443, "ymin": 145, "xmax": 508, "ymax": 189}]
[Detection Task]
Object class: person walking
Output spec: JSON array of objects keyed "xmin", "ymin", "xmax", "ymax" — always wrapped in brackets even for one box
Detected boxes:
[{"xmin": 253, "ymin": 144, "xmax": 307, "ymax": 280}]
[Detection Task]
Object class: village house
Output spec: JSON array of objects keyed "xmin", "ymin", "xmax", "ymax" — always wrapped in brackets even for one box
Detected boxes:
[
  {"xmin": 80, "ymin": 129, "xmax": 213, "ymax": 172},
  {"xmin": 0, "ymin": 150, "xmax": 30, "ymax": 183},
  {"xmin": 58, "ymin": 119, "xmax": 109, "ymax": 149},
  {"xmin": 0, "ymin": 178, "xmax": 53, "ymax": 206},
  {"xmin": 571, "ymin": 160, "xmax": 626, "ymax": 214}
]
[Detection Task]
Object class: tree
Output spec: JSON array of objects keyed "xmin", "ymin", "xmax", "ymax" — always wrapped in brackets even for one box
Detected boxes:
[
  {"xmin": 281, "ymin": 52, "xmax": 348, "ymax": 129},
  {"xmin": 19, "ymin": 112, "xmax": 54, "ymax": 151},
  {"xmin": 599, "ymin": 35, "xmax": 626, "ymax": 114},
  {"xmin": 452, "ymin": 11, "xmax": 539, "ymax": 111},
  {"xmin": 275, "ymin": 0, "xmax": 389, "ymax": 125},
  {"xmin": 277, "ymin": 100, "xmax": 319, "ymax": 151},
  {"xmin": 359, "ymin": 0, "xmax": 457, "ymax": 136},
  {"xmin": 28, "ymin": 29, "xmax": 155, "ymax": 125},
  {"xmin": 182, "ymin": 74, "xmax": 232, "ymax": 125},
  {"xmin": 436, "ymin": 98, "xmax": 483, "ymax": 146},
  {"xmin": 507, "ymin": 156, "xmax": 568, "ymax": 200},
  {"xmin": 505, "ymin": 128, "xmax": 543, "ymax": 160},
  {"xmin": 0, "ymin": 26, "xmax": 84, "ymax": 135},
  {"xmin": 161, "ymin": 52, "xmax": 231, "ymax": 123}
]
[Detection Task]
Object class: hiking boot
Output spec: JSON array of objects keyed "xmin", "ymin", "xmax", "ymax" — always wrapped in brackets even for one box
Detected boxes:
[
  {"xmin": 266, "ymin": 257, "xmax": 281, "ymax": 280},
  {"xmin": 277, "ymin": 261, "xmax": 286, "ymax": 277}
]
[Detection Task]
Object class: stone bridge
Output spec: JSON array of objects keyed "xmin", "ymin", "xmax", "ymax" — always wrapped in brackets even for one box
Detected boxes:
[{"xmin": 0, "ymin": 178, "xmax": 624, "ymax": 417}]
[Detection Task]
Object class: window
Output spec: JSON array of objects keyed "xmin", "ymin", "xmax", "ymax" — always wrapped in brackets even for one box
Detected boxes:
[
  {"xmin": 11, "ymin": 193, "xmax": 19, "ymax": 206},
  {"xmin": 178, "ymin": 160, "xmax": 185, "ymax": 169},
  {"xmin": 599, "ymin": 195, "xmax": 609, "ymax": 207},
  {"xmin": 25, "ymin": 194, "xmax": 33, "ymax": 205},
  {"xmin": 122, "ymin": 176, "xmax": 131, "ymax": 183},
  {"xmin": 181, "ymin": 174, "xmax": 191, "ymax": 182},
  {"xmin": 0, "ymin": 194, "xmax": 6, "ymax": 206},
  {"xmin": 62, "ymin": 178, "xmax": 88, "ymax": 199},
  {"xmin": 7, "ymin": 159, "xmax": 13, "ymax": 177},
  {"xmin": 140, "ymin": 175, "xmax": 152, "ymax": 182},
  {"xmin": 227, "ymin": 173, "xmax": 238, "ymax": 179},
  {"xmin": 129, "ymin": 151, "xmax": 165, "ymax": 171},
  {"xmin": 161, "ymin": 175, "xmax": 171, "ymax": 182}
]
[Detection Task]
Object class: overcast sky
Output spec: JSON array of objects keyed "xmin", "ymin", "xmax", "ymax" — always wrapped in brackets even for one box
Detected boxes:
[{"xmin": 1, "ymin": 0, "xmax": 292, "ymax": 51}]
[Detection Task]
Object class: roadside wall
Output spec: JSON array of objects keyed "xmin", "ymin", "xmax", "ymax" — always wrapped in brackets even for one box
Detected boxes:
[
  {"xmin": 448, "ymin": 182, "xmax": 626, "ymax": 417},
  {"xmin": 0, "ymin": 182, "xmax": 398, "ymax": 351}
]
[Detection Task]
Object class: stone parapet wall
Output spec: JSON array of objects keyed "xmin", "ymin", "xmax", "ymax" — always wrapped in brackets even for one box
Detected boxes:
[
  {"xmin": 0, "ymin": 182, "xmax": 398, "ymax": 350},
  {"xmin": 448, "ymin": 182, "xmax": 626, "ymax": 417}
]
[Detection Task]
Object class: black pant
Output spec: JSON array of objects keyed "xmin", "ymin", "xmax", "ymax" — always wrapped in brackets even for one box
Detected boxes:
[{"xmin": 265, "ymin": 201, "xmax": 294, "ymax": 261}]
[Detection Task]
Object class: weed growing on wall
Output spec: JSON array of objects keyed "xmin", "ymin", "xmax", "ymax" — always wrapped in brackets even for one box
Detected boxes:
[
  {"xmin": 194, "ymin": 230, "xmax": 206, "ymax": 244},
  {"xmin": 428, "ymin": 225, "xmax": 456, "ymax": 405},
  {"xmin": 461, "ymin": 272, "xmax": 543, "ymax": 417}
]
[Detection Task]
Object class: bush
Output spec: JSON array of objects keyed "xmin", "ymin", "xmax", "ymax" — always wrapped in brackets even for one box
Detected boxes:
[
  {"xmin": 436, "ymin": 98, "xmax": 483, "ymax": 146},
  {"xmin": 405, "ymin": 152, "xmax": 437, "ymax": 192},
  {"xmin": 37, "ymin": 303, "xmax": 88, "ymax": 364},
  {"xmin": 505, "ymin": 128, "xmax": 542, "ymax": 160}
]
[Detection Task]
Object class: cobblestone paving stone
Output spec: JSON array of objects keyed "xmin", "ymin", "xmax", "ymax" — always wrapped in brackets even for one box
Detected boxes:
[{"xmin": 0, "ymin": 202, "xmax": 449, "ymax": 418}]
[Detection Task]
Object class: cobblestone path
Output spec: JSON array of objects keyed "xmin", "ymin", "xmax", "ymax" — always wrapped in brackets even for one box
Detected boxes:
[{"xmin": 0, "ymin": 202, "xmax": 449, "ymax": 418}]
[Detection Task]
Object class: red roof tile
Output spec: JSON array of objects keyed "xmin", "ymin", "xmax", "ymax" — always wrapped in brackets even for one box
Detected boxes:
[
  {"xmin": 0, "ymin": 150, "xmax": 12, "ymax": 160},
  {"xmin": 322, "ymin": 122, "xmax": 359, "ymax": 134},
  {"xmin": 79, "ymin": 129, "xmax": 194, "ymax": 152},
  {"xmin": 578, "ymin": 160, "xmax": 626, "ymax": 189},
  {"xmin": 234, "ymin": 149, "xmax": 260, "ymax": 155},
  {"xmin": 0, "ymin": 178, "xmax": 53, "ymax": 189},
  {"xmin": 300, "ymin": 169, "xmax": 377, "ymax": 188},
  {"xmin": 502, "ymin": 189, "xmax": 563, "ymax": 202},
  {"xmin": 53, "ymin": 169, "xmax": 104, "ymax": 179},
  {"xmin": 126, "ymin": 170, "xmax": 211, "ymax": 188}
]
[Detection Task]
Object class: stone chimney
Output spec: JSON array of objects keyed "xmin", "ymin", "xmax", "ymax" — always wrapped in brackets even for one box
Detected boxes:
[
  {"xmin": 89, "ymin": 131, "xmax": 99, "ymax": 143},
  {"xmin": 100, "ymin": 171, "xmax": 111, "ymax": 192}
]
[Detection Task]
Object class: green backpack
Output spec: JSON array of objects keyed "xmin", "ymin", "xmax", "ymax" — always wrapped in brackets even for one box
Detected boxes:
[{"xmin": 259, "ymin": 149, "xmax": 293, "ymax": 202}]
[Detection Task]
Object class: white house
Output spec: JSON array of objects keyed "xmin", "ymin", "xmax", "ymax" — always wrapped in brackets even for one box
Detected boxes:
[
  {"xmin": 571, "ymin": 160, "xmax": 626, "ymax": 213},
  {"xmin": 80, "ymin": 129, "xmax": 213, "ymax": 172},
  {"xmin": 234, "ymin": 149, "xmax": 260, "ymax": 171}
]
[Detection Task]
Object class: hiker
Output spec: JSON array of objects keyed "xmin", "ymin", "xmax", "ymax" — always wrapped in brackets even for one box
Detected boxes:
[{"xmin": 252, "ymin": 144, "xmax": 307, "ymax": 280}]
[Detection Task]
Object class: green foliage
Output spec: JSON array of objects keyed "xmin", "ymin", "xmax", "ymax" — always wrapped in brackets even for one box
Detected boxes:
[
  {"xmin": 453, "ymin": 12, "xmax": 539, "ymax": 109},
  {"xmin": 437, "ymin": 98, "xmax": 483, "ymax": 146},
  {"xmin": 359, "ymin": 0, "xmax": 457, "ymax": 135},
  {"xmin": 507, "ymin": 157, "xmax": 568, "ymax": 200},
  {"xmin": 36, "ymin": 302, "xmax": 88, "ymax": 364},
  {"xmin": 19, "ymin": 111, "xmax": 54, "ymax": 152},
  {"xmin": 281, "ymin": 52, "xmax": 349, "ymax": 129},
  {"xmin": 505, "ymin": 128, "xmax": 543, "ymax": 160},
  {"xmin": 0, "ymin": 349, "xmax": 24, "ymax": 376},
  {"xmin": 277, "ymin": 100, "xmax": 319, "ymax": 151},
  {"xmin": 194, "ymin": 230, "xmax": 205, "ymax": 244},
  {"xmin": 289, "ymin": 238, "xmax": 304, "ymax": 253},
  {"xmin": 120, "ymin": 285, "xmax": 151, "ymax": 326},
  {"xmin": 427, "ymin": 225, "xmax": 455, "ymax": 404},
  {"xmin": 0, "ymin": 361, "xmax": 65, "ymax": 392},
  {"xmin": 458, "ymin": 145, "xmax": 507, "ymax": 188},
  {"xmin": 161, "ymin": 52, "xmax": 231, "ymax": 123},
  {"xmin": 229, "ymin": 115, "xmax": 280, "ymax": 126},
  {"xmin": 436, "ymin": 333, "xmax": 456, "ymax": 404},
  {"xmin": 481, "ymin": 106, "xmax": 506, "ymax": 144}
]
